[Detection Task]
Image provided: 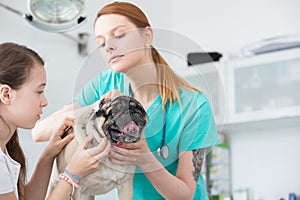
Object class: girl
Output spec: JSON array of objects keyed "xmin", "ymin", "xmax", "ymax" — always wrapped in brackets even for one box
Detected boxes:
[
  {"xmin": 0, "ymin": 42, "xmax": 110, "ymax": 200},
  {"xmin": 33, "ymin": 2, "xmax": 220, "ymax": 200}
]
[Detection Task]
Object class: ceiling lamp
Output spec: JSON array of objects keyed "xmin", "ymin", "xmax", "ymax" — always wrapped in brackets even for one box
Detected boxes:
[
  {"xmin": 0, "ymin": 1, "xmax": 89, "ymax": 55},
  {"xmin": 25, "ymin": 0, "xmax": 86, "ymax": 32}
]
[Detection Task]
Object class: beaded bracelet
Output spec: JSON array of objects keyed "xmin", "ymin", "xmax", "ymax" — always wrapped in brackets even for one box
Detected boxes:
[
  {"xmin": 64, "ymin": 168, "xmax": 81, "ymax": 182},
  {"xmin": 59, "ymin": 173, "xmax": 79, "ymax": 199}
]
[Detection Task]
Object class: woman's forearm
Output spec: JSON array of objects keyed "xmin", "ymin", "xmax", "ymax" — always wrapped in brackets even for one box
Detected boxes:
[
  {"xmin": 140, "ymin": 155, "xmax": 194, "ymax": 200},
  {"xmin": 32, "ymin": 104, "xmax": 75, "ymax": 142}
]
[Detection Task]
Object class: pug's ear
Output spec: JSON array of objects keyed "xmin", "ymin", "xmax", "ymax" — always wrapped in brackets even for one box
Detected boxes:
[{"xmin": 0, "ymin": 84, "xmax": 13, "ymax": 105}]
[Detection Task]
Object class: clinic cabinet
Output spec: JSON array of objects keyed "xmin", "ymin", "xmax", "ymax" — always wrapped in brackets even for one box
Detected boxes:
[
  {"xmin": 227, "ymin": 48, "xmax": 300, "ymax": 124},
  {"xmin": 179, "ymin": 48, "xmax": 300, "ymax": 127}
]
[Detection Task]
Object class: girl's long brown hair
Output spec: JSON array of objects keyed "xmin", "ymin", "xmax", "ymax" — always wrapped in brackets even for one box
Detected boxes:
[
  {"xmin": 0, "ymin": 42, "xmax": 44, "ymax": 199},
  {"xmin": 94, "ymin": 2, "xmax": 200, "ymax": 107}
]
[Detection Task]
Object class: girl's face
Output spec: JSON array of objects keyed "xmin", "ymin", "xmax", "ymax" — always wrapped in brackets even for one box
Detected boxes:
[
  {"xmin": 8, "ymin": 64, "xmax": 48, "ymax": 129},
  {"xmin": 94, "ymin": 14, "xmax": 151, "ymax": 73}
]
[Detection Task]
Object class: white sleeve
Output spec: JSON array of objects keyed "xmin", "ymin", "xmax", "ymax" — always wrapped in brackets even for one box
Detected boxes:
[{"xmin": 0, "ymin": 156, "xmax": 14, "ymax": 194}]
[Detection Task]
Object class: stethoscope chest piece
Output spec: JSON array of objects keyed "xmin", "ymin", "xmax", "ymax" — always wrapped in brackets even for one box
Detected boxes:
[{"xmin": 157, "ymin": 145, "xmax": 169, "ymax": 160}]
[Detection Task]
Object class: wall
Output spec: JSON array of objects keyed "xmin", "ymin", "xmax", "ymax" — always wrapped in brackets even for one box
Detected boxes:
[
  {"xmin": 226, "ymin": 126, "xmax": 300, "ymax": 200},
  {"xmin": 170, "ymin": 0, "xmax": 300, "ymax": 58}
]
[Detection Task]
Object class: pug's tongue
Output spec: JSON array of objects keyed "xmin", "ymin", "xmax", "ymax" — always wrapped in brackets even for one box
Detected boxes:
[{"xmin": 122, "ymin": 121, "xmax": 140, "ymax": 135}]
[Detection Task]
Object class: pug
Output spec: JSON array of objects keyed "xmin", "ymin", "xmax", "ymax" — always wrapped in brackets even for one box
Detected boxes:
[{"xmin": 48, "ymin": 96, "xmax": 147, "ymax": 200}]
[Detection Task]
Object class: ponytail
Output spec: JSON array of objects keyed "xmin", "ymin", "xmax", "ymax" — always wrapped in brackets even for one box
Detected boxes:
[{"xmin": 151, "ymin": 46, "xmax": 201, "ymax": 107}]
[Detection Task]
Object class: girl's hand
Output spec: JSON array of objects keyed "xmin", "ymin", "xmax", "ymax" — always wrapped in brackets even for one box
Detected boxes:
[
  {"xmin": 66, "ymin": 137, "xmax": 111, "ymax": 178},
  {"xmin": 109, "ymin": 133, "xmax": 152, "ymax": 168},
  {"xmin": 43, "ymin": 117, "xmax": 75, "ymax": 160}
]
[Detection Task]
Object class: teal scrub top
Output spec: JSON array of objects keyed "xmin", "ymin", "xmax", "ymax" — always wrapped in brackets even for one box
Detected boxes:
[{"xmin": 74, "ymin": 70, "xmax": 220, "ymax": 200}]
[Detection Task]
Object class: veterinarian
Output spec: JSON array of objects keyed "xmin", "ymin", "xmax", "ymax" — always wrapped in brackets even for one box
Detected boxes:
[
  {"xmin": 33, "ymin": 2, "xmax": 220, "ymax": 200},
  {"xmin": 0, "ymin": 42, "xmax": 111, "ymax": 200}
]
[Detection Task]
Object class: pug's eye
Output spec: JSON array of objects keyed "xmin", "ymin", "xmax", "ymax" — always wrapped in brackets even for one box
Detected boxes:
[{"xmin": 109, "ymin": 128, "xmax": 122, "ymax": 134}]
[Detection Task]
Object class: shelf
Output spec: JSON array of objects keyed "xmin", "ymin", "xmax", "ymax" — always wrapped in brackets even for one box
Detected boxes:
[
  {"xmin": 229, "ymin": 47, "xmax": 300, "ymax": 67},
  {"xmin": 219, "ymin": 115, "xmax": 300, "ymax": 133}
]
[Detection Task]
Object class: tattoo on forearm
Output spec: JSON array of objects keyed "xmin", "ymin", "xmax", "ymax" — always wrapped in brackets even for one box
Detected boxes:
[{"xmin": 192, "ymin": 149, "xmax": 205, "ymax": 182}]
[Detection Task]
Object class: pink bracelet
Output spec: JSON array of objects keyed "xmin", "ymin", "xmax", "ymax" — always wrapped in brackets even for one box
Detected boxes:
[
  {"xmin": 59, "ymin": 173, "xmax": 78, "ymax": 191},
  {"xmin": 59, "ymin": 173, "xmax": 79, "ymax": 188},
  {"xmin": 59, "ymin": 173, "xmax": 79, "ymax": 198}
]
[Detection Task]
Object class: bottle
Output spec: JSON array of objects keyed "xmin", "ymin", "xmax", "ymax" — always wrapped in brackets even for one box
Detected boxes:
[{"xmin": 289, "ymin": 193, "xmax": 297, "ymax": 200}]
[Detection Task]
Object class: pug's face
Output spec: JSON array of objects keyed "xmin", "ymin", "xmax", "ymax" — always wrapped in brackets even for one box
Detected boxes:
[{"xmin": 96, "ymin": 96, "xmax": 147, "ymax": 143}]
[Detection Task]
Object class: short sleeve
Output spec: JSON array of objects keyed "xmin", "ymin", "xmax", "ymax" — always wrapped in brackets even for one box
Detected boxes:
[
  {"xmin": 74, "ymin": 70, "xmax": 125, "ymax": 107},
  {"xmin": 0, "ymin": 156, "xmax": 14, "ymax": 194},
  {"xmin": 179, "ymin": 93, "xmax": 220, "ymax": 152}
]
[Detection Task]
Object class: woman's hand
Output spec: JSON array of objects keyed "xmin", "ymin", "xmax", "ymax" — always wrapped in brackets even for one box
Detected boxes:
[
  {"xmin": 109, "ymin": 133, "xmax": 152, "ymax": 168},
  {"xmin": 42, "ymin": 117, "xmax": 75, "ymax": 160},
  {"xmin": 66, "ymin": 137, "xmax": 111, "ymax": 178}
]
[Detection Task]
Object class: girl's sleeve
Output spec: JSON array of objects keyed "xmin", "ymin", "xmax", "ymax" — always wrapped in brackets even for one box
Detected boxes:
[{"xmin": 179, "ymin": 94, "xmax": 220, "ymax": 152}]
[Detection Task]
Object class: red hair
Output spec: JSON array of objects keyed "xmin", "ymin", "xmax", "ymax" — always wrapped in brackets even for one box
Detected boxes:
[{"xmin": 94, "ymin": 2, "xmax": 150, "ymax": 28}]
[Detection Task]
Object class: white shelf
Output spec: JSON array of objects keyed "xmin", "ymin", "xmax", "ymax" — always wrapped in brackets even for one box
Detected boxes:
[
  {"xmin": 220, "ymin": 115, "xmax": 300, "ymax": 133},
  {"xmin": 229, "ymin": 47, "xmax": 300, "ymax": 67}
]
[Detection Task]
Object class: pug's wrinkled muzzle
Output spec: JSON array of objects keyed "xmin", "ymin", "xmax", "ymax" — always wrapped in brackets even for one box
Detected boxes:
[{"xmin": 95, "ymin": 95, "xmax": 147, "ymax": 144}]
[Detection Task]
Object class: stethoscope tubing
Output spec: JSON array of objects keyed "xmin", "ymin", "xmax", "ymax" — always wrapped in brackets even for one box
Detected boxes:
[{"xmin": 128, "ymin": 84, "xmax": 169, "ymax": 159}]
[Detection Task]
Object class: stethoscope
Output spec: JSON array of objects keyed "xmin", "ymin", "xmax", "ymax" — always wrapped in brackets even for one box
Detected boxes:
[{"xmin": 129, "ymin": 85, "xmax": 169, "ymax": 159}]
